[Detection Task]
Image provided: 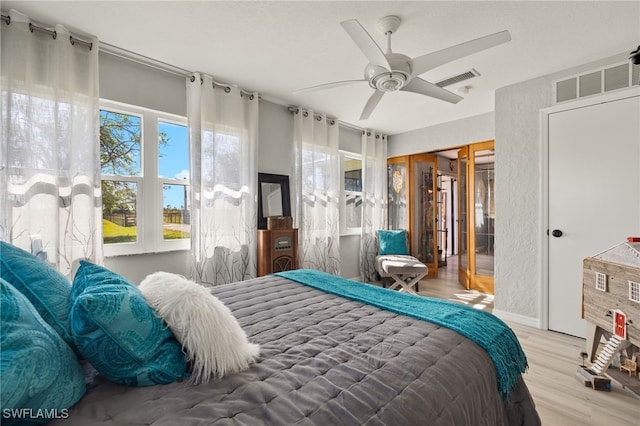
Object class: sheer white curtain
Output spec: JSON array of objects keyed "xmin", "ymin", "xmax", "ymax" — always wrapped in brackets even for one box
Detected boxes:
[
  {"xmin": 0, "ymin": 10, "xmax": 102, "ymax": 277},
  {"xmin": 187, "ymin": 73, "xmax": 259, "ymax": 286},
  {"xmin": 360, "ymin": 130, "xmax": 388, "ymax": 281},
  {"xmin": 292, "ymin": 109, "xmax": 340, "ymax": 274}
]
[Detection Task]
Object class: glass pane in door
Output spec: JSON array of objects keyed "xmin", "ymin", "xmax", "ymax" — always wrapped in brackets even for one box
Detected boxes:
[
  {"xmin": 474, "ymin": 150, "xmax": 495, "ymax": 276},
  {"xmin": 388, "ymin": 161, "xmax": 407, "ymax": 230},
  {"xmin": 412, "ymin": 158, "xmax": 436, "ymax": 265},
  {"xmin": 437, "ymin": 177, "xmax": 447, "ymax": 267}
]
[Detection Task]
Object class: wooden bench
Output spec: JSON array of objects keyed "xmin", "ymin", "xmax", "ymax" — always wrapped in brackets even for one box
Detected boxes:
[
  {"xmin": 619, "ymin": 353, "xmax": 638, "ymax": 376},
  {"xmin": 375, "ymin": 255, "xmax": 428, "ymax": 295}
]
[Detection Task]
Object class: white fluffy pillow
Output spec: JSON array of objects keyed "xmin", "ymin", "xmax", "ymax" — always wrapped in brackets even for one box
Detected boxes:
[{"xmin": 139, "ymin": 272, "xmax": 260, "ymax": 383}]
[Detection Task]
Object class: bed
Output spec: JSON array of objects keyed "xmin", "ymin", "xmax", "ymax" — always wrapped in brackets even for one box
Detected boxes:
[{"xmin": 47, "ymin": 270, "xmax": 540, "ymax": 426}]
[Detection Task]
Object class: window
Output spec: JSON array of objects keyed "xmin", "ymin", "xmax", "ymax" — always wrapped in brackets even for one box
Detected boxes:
[
  {"xmin": 158, "ymin": 121, "xmax": 190, "ymax": 241},
  {"xmin": 100, "ymin": 100, "xmax": 189, "ymax": 255},
  {"xmin": 340, "ymin": 152, "xmax": 362, "ymax": 236},
  {"xmin": 629, "ymin": 280, "xmax": 640, "ymax": 303},
  {"xmin": 595, "ymin": 272, "xmax": 607, "ymax": 292}
]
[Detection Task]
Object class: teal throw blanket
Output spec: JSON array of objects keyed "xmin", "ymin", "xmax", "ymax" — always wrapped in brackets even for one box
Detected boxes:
[{"xmin": 276, "ymin": 269, "xmax": 528, "ymax": 400}]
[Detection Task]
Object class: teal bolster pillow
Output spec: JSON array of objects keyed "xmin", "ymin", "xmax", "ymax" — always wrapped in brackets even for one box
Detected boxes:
[
  {"xmin": 378, "ymin": 230, "xmax": 409, "ymax": 255},
  {"xmin": 0, "ymin": 278, "xmax": 85, "ymax": 425},
  {"xmin": 69, "ymin": 261, "xmax": 187, "ymax": 386},
  {"xmin": 0, "ymin": 241, "xmax": 76, "ymax": 351}
]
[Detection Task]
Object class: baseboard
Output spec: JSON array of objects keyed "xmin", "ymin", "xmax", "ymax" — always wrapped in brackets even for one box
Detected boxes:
[{"xmin": 492, "ymin": 309, "xmax": 542, "ymax": 329}]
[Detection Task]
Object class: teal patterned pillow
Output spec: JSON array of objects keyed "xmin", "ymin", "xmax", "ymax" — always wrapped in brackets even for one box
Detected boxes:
[
  {"xmin": 69, "ymin": 261, "xmax": 187, "ymax": 386},
  {"xmin": 378, "ymin": 230, "xmax": 409, "ymax": 255},
  {"xmin": 0, "ymin": 278, "xmax": 85, "ymax": 425},
  {"xmin": 0, "ymin": 241, "xmax": 76, "ymax": 351}
]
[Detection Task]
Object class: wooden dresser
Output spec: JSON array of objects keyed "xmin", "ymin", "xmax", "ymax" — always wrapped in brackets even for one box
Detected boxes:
[{"xmin": 257, "ymin": 229, "xmax": 298, "ymax": 276}]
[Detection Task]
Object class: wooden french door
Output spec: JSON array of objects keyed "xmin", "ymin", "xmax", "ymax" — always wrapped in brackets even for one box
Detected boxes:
[
  {"xmin": 387, "ymin": 155, "xmax": 438, "ymax": 278},
  {"xmin": 458, "ymin": 141, "xmax": 495, "ymax": 293}
]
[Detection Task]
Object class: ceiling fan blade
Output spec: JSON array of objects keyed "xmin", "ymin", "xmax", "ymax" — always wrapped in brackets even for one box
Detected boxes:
[
  {"xmin": 411, "ymin": 30, "xmax": 511, "ymax": 77},
  {"xmin": 293, "ymin": 79, "xmax": 367, "ymax": 94},
  {"xmin": 340, "ymin": 19, "xmax": 390, "ymax": 70},
  {"xmin": 360, "ymin": 90, "xmax": 385, "ymax": 120},
  {"xmin": 401, "ymin": 77, "xmax": 463, "ymax": 104}
]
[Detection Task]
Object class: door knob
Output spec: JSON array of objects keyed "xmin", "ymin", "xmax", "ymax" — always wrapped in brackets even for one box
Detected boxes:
[{"xmin": 552, "ymin": 229, "xmax": 563, "ymax": 238}]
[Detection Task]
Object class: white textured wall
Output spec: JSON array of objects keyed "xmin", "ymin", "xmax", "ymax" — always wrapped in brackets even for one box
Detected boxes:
[
  {"xmin": 494, "ymin": 77, "xmax": 551, "ymax": 323},
  {"xmin": 99, "ymin": 52, "xmax": 186, "ymax": 116},
  {"xmin": 388, "ymin": 112, "xmax": 495, "ymax": 157},
  {"xmin": 103, "ymin": 251, "xmax": 191, "ymax": 285},
  {"xmin": 492, "ymin": 52, "xmax": 631, "ymax": 325},
  {"xmin": 340, "ymin": 235, "xmax": 362, "ymax": 279},
  {"xmin": 258, "ymin": 101, "xmax": 294, "ymax": 176}
]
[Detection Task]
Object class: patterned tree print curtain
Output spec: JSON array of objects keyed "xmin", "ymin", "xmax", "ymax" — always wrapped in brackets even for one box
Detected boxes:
[
  {"xmin": 359, "ymin": 130, "xmax": 387, "ymax": 281},
  {"xmin": 1, "ymin": 10, "xmax": 102, "ymax": 276},
  {"xmin": 187, "ymin": 73, "xmax": 259, "ymax": 285},
  {"xmin": 292, "ymin": 109, "xmax": 340, "ymax": 275}
]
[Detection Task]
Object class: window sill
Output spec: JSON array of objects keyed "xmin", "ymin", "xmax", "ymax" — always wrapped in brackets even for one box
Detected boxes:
[
  {"xmin": 340, "ymin": 229, "xmax": 361, "ymax": 237},
  {"xmin": 103, "ymin": 240, "xmax": 190, "ymax": 257}
]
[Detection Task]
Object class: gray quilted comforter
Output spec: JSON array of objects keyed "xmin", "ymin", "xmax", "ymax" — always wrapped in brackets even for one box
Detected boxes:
[{"xmin": 52, "ymin": 274, "xmax": 540, "ymax": 425}]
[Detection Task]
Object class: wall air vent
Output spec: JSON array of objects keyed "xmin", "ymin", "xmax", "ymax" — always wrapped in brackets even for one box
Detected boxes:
[
  {"xmin": 554, "ymin": 61, "xmax": 639, "ymax": 104},
  {"xmin": 436, "ymin": 69, "xmax": 480, "ymax": 88}
]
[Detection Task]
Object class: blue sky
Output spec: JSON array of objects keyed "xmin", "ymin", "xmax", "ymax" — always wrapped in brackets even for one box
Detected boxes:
[{"xmin": 159, "ymin": 122, "xmax": 189, "ymax": 209}]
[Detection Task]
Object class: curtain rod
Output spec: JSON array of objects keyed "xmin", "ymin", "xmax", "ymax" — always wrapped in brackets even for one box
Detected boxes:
[
  {"xmin": 288, "ymin": 106, "xmax": 387, "ymax": 136},
  {"xmin": 1, "ymin": 12, "xmax": 257, "ymax": 99},
  {"xmin": 100, "ymin": 41, "xmax": 191, "ymax": 77},
  {"xmin": 189, "ymin": 75, "xmax": 257, "ymax": 100},
  {"xmin": 100, "ymin": 42, "xmax": 258, "ymax": 99},
  {"xmin": 1, "ymin": 13, "xmax": 93, "ymax": 50},
  {"xmin": 288, "ymin": 106, "xmax": 337, "ymax": 125}
]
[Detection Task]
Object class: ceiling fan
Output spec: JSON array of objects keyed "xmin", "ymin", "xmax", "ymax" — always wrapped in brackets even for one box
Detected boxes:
[{"xmin": 294, "ymin": 15, "xmax": 511, "ymax": 120}]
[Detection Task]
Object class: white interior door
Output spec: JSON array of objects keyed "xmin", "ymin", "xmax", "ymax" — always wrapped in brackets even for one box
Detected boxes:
[{"xmin": 548, "ymin": 93, "xmax": 640, "ymax": 338}]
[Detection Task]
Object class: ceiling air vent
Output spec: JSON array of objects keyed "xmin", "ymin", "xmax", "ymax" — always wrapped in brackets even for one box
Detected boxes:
[{"xmin": 435, "ymin": 69, "xmax": 480, "ymax": 88}]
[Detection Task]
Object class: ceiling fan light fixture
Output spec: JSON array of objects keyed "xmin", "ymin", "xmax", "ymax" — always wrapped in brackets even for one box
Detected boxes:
[
  {"xmin": 372, "ymin": 71, "xmax": 408, "ymax": 91},
  {"xmin": 365, "ymin": 51, "xmax": 412, "ymax": 92}
]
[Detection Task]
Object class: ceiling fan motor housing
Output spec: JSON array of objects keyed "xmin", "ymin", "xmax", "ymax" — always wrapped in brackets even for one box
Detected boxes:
[{"xmin": 365, "ymin": 53, "xmax": 412, "ymax": 92}]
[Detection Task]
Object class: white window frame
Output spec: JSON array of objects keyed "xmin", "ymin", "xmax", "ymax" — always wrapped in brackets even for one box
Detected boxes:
[
  {"xmin": 629, "ymin": 280, "xmax": 640, "ymax": 304},
  {"xmin": 595, "ymin": 272, "xmax": 607, "ymax": 292},
  {"xmin": 101, "ymin": 99, "xmax": 190, "ymax": 257},
  {"xmin": 340, "ymin": 150, "xmax": 363, "ymax": 236}
]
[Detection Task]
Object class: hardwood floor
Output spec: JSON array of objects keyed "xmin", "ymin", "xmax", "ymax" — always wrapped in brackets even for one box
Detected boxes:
[{"xmin": 416, "ymin": 258, "xmax": 640, "ymax": 425}]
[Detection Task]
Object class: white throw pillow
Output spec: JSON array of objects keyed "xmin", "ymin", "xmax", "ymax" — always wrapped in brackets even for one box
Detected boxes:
[{"xmin": 139, "ymin": 272, "xmax": 260, "ymax": 383}]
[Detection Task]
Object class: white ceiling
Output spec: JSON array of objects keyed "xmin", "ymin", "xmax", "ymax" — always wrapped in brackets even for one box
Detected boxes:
[{"xmin": 3, "ymin": 1, "xmax": 639, "ymax": 135}]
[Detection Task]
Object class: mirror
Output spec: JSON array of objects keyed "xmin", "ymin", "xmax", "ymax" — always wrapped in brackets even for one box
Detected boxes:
[
  {"xmin": 257, "ymin": 173, "xmax": 291, "ymax": 229},
  {"xmin": 261, "ymin": 182, "xmax": 283, "ymax": 217}
]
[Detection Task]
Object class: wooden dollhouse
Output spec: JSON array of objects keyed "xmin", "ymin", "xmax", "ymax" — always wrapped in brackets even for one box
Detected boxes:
[{"xmin": 581, "ymin": 239, "xmax": 640, "ymax": 390}]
